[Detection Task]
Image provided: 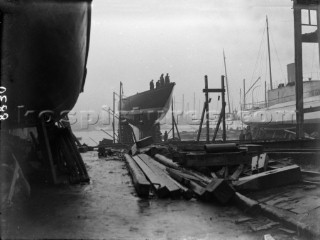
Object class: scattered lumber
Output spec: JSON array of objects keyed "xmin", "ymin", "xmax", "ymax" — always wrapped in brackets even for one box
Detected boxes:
[
  {"xmin": 136, "ymin": 136, "xmax": 154, "ymax": 148},
  {"xmin": 132, "ymin": 155, "xmax": 170, "ymax": 198},
  {"xmin": 203, "ymin": 178, "xmax": 235, "ymax": 204},
  {"xmin": 135, "ymin": 154, "xmax": 181, "ymax": 198},
  {"xmin": 233, "ymin": 192, "xmax": 261, "ymax": 214},
  {"xmin": 167, "ymin": 168, "xmax": 207, "ymax": 186},
  {"xmin": 229, "ymin": 164, "xmax": 244, "ymax": 181},
  {"xmin": 124, "ymin": 154, "xmax": 150, "ymax": 197},
  {"xmin": 154, "ymin": 154, "xmax": 180, "ymax": 170},
  {"xmin": 234, "ymin": 164, "xmax": 302, "ymax": 191},
  {"xmin": 131, "ymin": 144, "xmax": 157, "ymax": 156},
  {"xmin": 183, "ymin": 152, "xmax": 252, "ymax": 167},
  {"xmin": 167, "ymin": 168, "xmax": 235, "ymax": 204},
  {"xmin": 146, "ymin": 156, "xmax": 193, "ymax": 199}
]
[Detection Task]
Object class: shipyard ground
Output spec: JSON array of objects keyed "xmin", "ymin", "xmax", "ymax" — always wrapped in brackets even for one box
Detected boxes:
[{"xmin": 2, "ymin": 151, "xmax": 310, "ymax": 240}]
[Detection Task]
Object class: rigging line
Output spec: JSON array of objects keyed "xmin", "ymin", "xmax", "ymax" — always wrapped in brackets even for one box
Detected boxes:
[
  {"xmin": 250, "ymin": 23, "xmax": 267, "ymax": 85},
  {"xmin": 270, "ymin": 31, "xmax": 286, "ymax": 84}
]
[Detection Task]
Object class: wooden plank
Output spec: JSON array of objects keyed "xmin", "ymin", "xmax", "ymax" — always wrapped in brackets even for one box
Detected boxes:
[
  {"xmin": 148, "ymin": 158, "xmax": 194, "ymax": 199},
  {"xmin": 137, "ymin": 154, "xmax": 181, "ymax": 198},
  {"xmin": 124, "ymin": 154, "xmax": 150, "ymax": 197},
  {"xmin": 230, "ymin": 164, "xmax": 244, "ymax": 181},
  {"xmin": 234, "ymin": 192, "xmax": 261, "ymax": 214},
  {"xmin": 184, "ymin": 152, "xmax": 252, "ymax": 167},
  {"xmin": 154, "ymin": 154, "xmax": 180, "ymax": 170},
  {"xmin": 132, "ymin": 155, "xmax": 169, "ymax": 198},
  {"xmin": 167, "ymin": 168, "xmax": 207, "ymax": 186},
  {"xmin": 136, "ymin": 136, "xmax": 153, "ymax": 148},
  {"xmin": 234, "ymin": 165, "xmax": 302, "ymax": 191}
]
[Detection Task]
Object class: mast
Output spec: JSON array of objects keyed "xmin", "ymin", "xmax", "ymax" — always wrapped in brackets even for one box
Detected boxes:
[
  {"xmin": 266, "ymin": 16, "xmax": 273, "ymax": 90},
  {"xmin": 119, "ymin": 82, "xmax": 122, "ymax": 143},
  {"xmin": 113, "ymin": 92, "xmax": 115, "ymax": 143},
  {"xmin": 223, "ymin": 50, "xmax": 231, "ymax": 114}
]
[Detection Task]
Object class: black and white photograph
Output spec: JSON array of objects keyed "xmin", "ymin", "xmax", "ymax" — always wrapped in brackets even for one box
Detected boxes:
[{"xmin": 1, "ymin": 0, "xmax": 320, "ymax": 239}]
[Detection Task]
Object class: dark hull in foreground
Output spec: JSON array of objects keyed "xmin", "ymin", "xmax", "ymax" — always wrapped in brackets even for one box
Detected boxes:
[{"xmin": 1, "ymin": 0, "xmax": 92, "ymax": 127}]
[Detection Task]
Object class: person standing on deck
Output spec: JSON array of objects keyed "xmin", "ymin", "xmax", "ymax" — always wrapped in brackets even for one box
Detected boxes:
[
  {"xmin": 165, "ymin": 73, "xmax": 170, "ymax": 85},
  {"xmin": 163, "ymin": 131, "xmax": 168, "ymax": 141},
  {"xmin": 160, "ymin": 74, "xmax": 165, "ymax": 87},
  {"xmin": 150, "ymin": 80, "xmax": 154, "ymax": 90},
  {"xmin": 156, "ymin": 80, "xmax": 160, "ymax": 89}
]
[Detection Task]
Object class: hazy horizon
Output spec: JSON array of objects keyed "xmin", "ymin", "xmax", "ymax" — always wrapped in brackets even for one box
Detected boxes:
[{"xmin": 72, "ymin": 0, "xmax": 319, "ymax": 117}]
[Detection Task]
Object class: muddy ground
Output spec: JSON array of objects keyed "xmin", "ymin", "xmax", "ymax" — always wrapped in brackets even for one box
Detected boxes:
[{"xmin": 1, "ymin": 152, "xmax": 308, "ymax": 239}]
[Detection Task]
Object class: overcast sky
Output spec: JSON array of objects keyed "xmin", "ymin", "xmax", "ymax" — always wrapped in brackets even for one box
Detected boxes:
[{"xmin": 72, "ymin": 0, "xmax": 319, "ymax": 115}]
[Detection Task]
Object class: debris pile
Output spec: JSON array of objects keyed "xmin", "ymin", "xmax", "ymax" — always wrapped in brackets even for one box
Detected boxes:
[{"xmin": 124, "ymin": 140, "xmax": 303, "ymax": 205}]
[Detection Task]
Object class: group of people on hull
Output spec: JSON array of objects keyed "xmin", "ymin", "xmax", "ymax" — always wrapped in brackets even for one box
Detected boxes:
[{"xmin": 150, "ymin": 73, "xmax": 170, "ymax": 90}]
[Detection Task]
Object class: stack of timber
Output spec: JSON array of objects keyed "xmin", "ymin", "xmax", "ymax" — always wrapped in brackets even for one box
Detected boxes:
[
  {"xmin": 125, "ymin": 141, "xmax": 305, "ymax": 207},
  {"xmin": 124, "ymin": 154, "xmax": 150, "ymax": 197},
  {"xmin": 54, "ymin": 128, "xmax": 90, "ymax": 184},
  {"xmin": 130, "ymin": 154, "xmax": 182, "ymax": 198},
  {"xmin": 124, "ymin": 151, "xmax": 236, "ymax": 204}
]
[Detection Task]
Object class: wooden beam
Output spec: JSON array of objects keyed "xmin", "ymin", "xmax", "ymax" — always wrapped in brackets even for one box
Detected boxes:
[
  {"xmin": 132, "ymin": 155, "xmax": 170, "ymax": 198},
  {"xmin": 154, "ymin": 154, "xmax": 180, "ymax": 170},
  {"xmin": 203, "ymin": 89, "xmax": 225, "ymax": 93},
  {"xmin": 136, "ymin": 154, "xmax": 181, "ymax": 198},
  {"xmin": 124, "ymin": 154, "xmax": 150, "ymax": 197},
  {"xmin": 234, "ymin": 165, "xmax": 302, "ymax": 191},
  {"xmin": 203, "ymin": 178, "xmax": 235, "ymax": 204}
]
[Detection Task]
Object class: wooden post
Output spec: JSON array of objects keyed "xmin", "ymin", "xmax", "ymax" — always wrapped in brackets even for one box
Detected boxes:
[
  {"xmin": 243, "ymin": 79, "xmax": 246, "ymax": 110},
  {"xmin": 205, "ymin": 75, "xmax": 210, "ymax": 143},
  {"xmin": 197, "ymin": 102, "xmax": 206, "ymax": 142},
  {"xmin": 293, "ymin": 5, "xmax": 304, "ymax": 139},
  {"xmin": 221, "ymin": 75, "xmax": 226, "ymax": 142},
  {"xmin": 212, "ymin": 109, "xmax": 223, "ymax": 142},
  {"xmin": 172, "ymin": 98, "xmax": 175, "ymax": 139},
  {"xmin": 173, "ymin": 115, "xmax": 181, "ymax": 140},
  {"xmin": 318, "ymin": 5, "xmax": 320, "ymax": 67},
  {"xmin": 39, "ymin": 120, "xmax": 57, "ymax": 184}
]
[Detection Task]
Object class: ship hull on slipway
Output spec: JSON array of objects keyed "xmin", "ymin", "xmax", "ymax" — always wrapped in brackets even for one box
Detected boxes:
[
  {"xmin": 0, "ymin": 0, "xmax": 92, "ymax": 127},
  {"xmin": 121, "ymin": 83, "xmax": 175, "ymax": 129}
]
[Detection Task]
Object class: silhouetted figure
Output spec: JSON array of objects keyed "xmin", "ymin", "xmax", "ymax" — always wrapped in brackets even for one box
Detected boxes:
[
  {"xmin": 165, "ymin": 73, "xmax": 170, "ymax": 84},
  {"xmin": 239, "ymin": 130, "xmax": 245, "ymax": 141},
  {"xmin": 156, "ymin": 80, "xmax": 160, "ymax": 89},
  {"xmin": 160, "ymin": 74, "xmax": 165, "ymax": 87},
  {"xmin": 163, "ymin": 131, "xmax": 168, "ymax": 141},
  {"xmin": 150, "ymin": 79, "xmax": 154, "ymax": 90}
]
